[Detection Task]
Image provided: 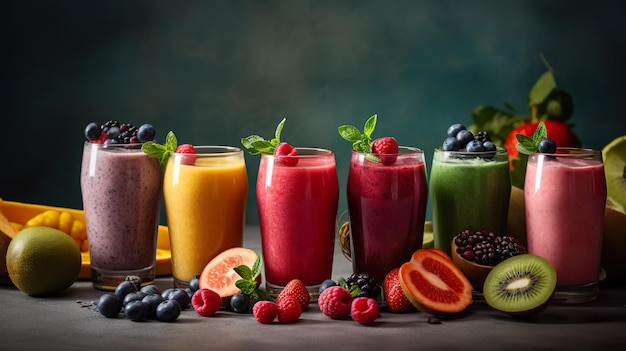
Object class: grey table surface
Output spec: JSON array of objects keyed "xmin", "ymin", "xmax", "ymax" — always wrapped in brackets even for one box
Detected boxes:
[{"xmin": 1, "ymin": 225, "xmax": 625, "ymax": 351}]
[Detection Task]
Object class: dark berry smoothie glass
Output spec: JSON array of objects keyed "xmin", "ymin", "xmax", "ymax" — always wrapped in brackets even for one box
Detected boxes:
[
  {"xmin": 347, "ymin": 146, "xmax": 428, "ymax": 283},
  {"xmin": 256, "ymin": 148, "xmax": 339, "ymax": 300},
  {"xmin": 80, "ymin": 142, "xmax": 161, "ymax": 290}
]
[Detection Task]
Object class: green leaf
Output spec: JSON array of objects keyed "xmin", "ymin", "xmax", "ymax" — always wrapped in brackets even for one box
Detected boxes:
[
  {"xmin": 251, "ymin": 256, "xmax": 262, "ymax": 278},
  {"xmin": 240, "ymin": 119, "xmax": 286, "ymax": 155},
  {"xmin": 165, "ymin": 131, "xmax": 178, "ymax": 151},
  {"xmin": 338, "ymin": 125, "xmax": 362, "ymax": 142},
  {"xmin": 234, "ymin": 265, "xmax": 253, "ymax": 280},
  {"xmin": 235, "ymin": 280, "xmax": 255, "ymax": 295},
  {"xmin": 274, "ymin": 118, "xmax": 286, "ymax": 141},
  {"xmin": 529, "ymin": 71, "xmax": 556, "ymax": 105},
  {"xmin": 532, "ymin": 121, "xmax": 547, "ymax": 143},
  {"xmin": 141, "ymin": 131, "xmax": 178, "ymax": 172},
  {"xmin": 363, "ymin": 114, "xmax": 377, "ymax": 138}
]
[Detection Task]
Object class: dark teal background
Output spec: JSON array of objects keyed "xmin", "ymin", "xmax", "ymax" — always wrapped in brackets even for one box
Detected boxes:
[{"xmin": 3, "ymin": 0, "xmax": 625, "ymax": 225}]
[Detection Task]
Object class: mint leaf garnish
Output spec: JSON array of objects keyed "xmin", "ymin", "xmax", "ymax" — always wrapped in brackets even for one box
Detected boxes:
[
  {"xmin": 241, "ymin": 118, "xmax": 286, "ymax": 155},
  {"xmin": 515, "ymin": 121, "xmax": 548, "ymax": 155},
  {"xmin": 141, "ymin": 131, "xmax": 178, "ymax": 172},
  {"xmin": 338, "ymin": 114, "xmax": 380, "ymax": 163},
  {"xmin": 233, "ymin": 256, "xmax": 271, "ymax": 301}
]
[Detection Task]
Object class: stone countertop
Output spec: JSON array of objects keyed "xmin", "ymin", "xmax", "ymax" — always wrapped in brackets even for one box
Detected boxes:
[{"xmin": 1, "ymin": 226, "xmax": 625, "ymax": 350}]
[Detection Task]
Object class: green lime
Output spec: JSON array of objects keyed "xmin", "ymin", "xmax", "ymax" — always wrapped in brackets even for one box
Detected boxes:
[{"xmin": 603, "ymin": 135, "xmax": 626, "ymax": 213}]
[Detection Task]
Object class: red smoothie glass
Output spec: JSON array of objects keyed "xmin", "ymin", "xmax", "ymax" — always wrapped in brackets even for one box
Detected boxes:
[
  {"xmin": 525, "ymin": 148, "xmax": 606, "ymax": 303},
  {"xmin": 80, "ymin": 142, "xmax": 161, "ymax": 290},
  {"xmin": 256, "ymin": 148, "xmax": 339, "ymax": 300},
  {"xmin": 347, "ymin": 146, "xmax": 428, "ymax": 283}
]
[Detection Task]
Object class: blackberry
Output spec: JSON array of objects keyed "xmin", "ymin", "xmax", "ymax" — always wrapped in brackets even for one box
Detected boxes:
[
  {"xmin": 474, "ymin": 131, "xmax": 492, "ymax": 143},
  {"xmin": 454, "ymin": 229, "xmax": 527, "ymax": 266},
  {"xmin": 343, "ymin": 272, "xmax": 381, "ymax": 299}
]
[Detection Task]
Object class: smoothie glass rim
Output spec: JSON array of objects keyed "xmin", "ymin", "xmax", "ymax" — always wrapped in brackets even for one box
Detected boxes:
[
  {"xmin": 174, "ymin": 145, "xmax": 243, "ymax": 157},
  {"xmin": 434, "ymin": 146, "xmax": 508, "ymax": 160},
  {"xmin": 528, "ymin": 147, "xmax": 602, "ymax": 159},
  {"xmin": 352, "ymin": 145, "xmax": 425, "ymax": 156},
  {"xmin": 83, "ymin": 141, "xmax": 145, "ymax": 150},
  {"xmin": 262, "ymin": 147, "xmax": 335, "ymax": 158}
]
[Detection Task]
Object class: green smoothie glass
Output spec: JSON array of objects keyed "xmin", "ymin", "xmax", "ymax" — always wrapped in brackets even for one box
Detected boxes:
[{"xmin": 430, "ymin": 147, "xmax": 511, "ymax": 256}]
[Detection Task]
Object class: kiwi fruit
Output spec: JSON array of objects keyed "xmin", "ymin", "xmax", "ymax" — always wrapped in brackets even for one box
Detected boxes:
[{"xmin": 483, "ymin": 254, "xmax": 556, "ymax": 316}]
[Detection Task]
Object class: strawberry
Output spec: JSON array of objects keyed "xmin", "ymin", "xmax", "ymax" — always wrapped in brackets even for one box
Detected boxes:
[
  {"xmin": 371, "ymin": 137, "xmax": 399, "ymax": 165},
  {"xmin": 274, "ymin": 142, "xmax": 299, "ymax": 166},
  {"xmin": 318, "ymin": 286, "xmax": 352, "ymax": 319},
  {"xmin": 276, "ymin": 296, "xmax": 302, "ymax": 323},
  {"xmin": 191, "ymin": 288, "xmax": 222, "ymax": 317},
  {"xmin": 350, "ymin": 297, "xmax": 379, "ymax": 325},
  {"xmin": 383, "ymin": 268, "xmax": 416, "ymax": 313},
  {"xmin": 276, "ymin": 278, "xmax": 310, "ymax": 310},
  {"xmin": 175, "ymin": 143, "xmax": 197, "ymax": 166},
  {"xmin": 253, "ymin": 300, "xmax": 278, "ymax": 324}
]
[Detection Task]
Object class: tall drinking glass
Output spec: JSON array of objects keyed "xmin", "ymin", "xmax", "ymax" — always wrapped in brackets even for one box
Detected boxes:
[
  {"xmin": 257, "ymin": 148, "xmax": 339, "ymax": 299},
  {"xmin": 80, "ymin": 142, "xmax": 161, "ymax": 290},
  {"xmin": 163, "ymin": 146, "xmax": 248, "ymax": 288},
  {"xmin": 430, "ymin": 148, "xmax": 511, "ymax": 256},
  {"xmin": 525, "ymin": 148, "xmax": 606, "ymax": 303}
]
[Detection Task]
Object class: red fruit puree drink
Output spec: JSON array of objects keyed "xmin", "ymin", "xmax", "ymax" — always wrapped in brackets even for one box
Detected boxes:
[
  {"xmin": 256, "ymin": 148, "xmax": 339, "ymax": 299},
  {"xmin": 525, "ymin": 148, "xmax": 606, "ymax": 303},
  {"xmin": 80, "ymin": 142, "xmax": 161, "ymax": 290},
  {"xmin": 347, "ymin": 147, "xmax": 428, "ymax": 283}
]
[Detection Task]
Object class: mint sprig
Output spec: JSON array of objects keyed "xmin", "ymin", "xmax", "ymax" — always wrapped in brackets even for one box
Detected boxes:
[
  {"xmin": 338, "ymin": 114, "xmax": 382, "ymax": 162},
  {"xmin": 515, "ymin": 121, "xmax": 548, "ymax": 155},
  {"xmin": 241, "ymin": 118, "xmax": 286, "ymax": 155},
  {"xmin": 141, "ymin": 131, "xmax": 178, "ymax": 172},
  {"xmin": 233, "ymin": 256, "xmax": 272, "ymax": 301}
]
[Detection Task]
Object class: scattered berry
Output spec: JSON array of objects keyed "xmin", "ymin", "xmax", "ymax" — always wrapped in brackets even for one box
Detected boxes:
[
  {"xmin": 447, "ymin": 124, "xmax": 466, "ymax": 138},
  {"xmin": 168, "ymin": 288, "xmax": 190, "ymax": 309},
  {"xmin": 253, "ymin": 300, "xmax": 278, "ymax": 324},
  {"xmin": 371, "ymin": 137, "xmax": 399, "ymax": 165},
  {"xmin": 124, "ymin": 300, "xmax": 149, "ymax": 322},
  {"xmin": 156, "ymin": 300, "xmax": 181, "ymax": 322},
  {"xmin": 274, "ymin": 142, "xmax": 299, "ymax": 166},
  {"xmin": 483, "ymin": 141, "xmax": 497, "ymax": 152},
  {"xmin": 465, "ymin": 140, "xmax": 485, "ymax": 152},
  {"xmin": 123, "ymin": 291, "xmax": 148, "ymax": 307},
  {"xmin": 276, "ymin": 279, "xmax": 310, "ymax": 311},
  {"xmin": 456, "ymin": 130, "xmax": 474, "ymax": 148},
  {"xmin": 383, "ymin": 268, "xmax": 415, "ymax": 313},
  {"xmin": 84, "ymin": 122, "xmax": 102, "ymax": 140},
  {"xmin": 188, "ymin": 275, "xmax": 201, "ymax": 293},
  {"xmin": 229, "ymin": 293, "xmax": 250, "ymax": 313},
  {"xmin": 538, "ymin": 138, "xmax": 557, "ymax": 153},
  {"xmin": 124, "ymin": 275, "xmax": 142, "ymax": 290},
  {"xmin": 142, "ymin": 293, "xmax": 165, "ymax": 319},
  {"xmin": 276, "ymin": 296, "xmax": 302, "ymax": 323},
  {"xmin": 140, "ymin": 284, "xmax": 161, "ymax": 295},
  {"xmin": 319, "ymin": 279, "xmax": 337, "ymax": 294},
  {"xmin": 137, "ymin": 124, "xmax": 156, "ymax": 143},
  {"xmin": 114, "ymin": 280, "xmax": 138, "ymax": 300},
  {"xmin": 350, "ymin": 297, "xmax": 379, "ymax": 325},
  {"xmin": 191, "ymin": 288, "xmax": 222, "ymax": 317},
  {"xmin": 344, "ymin": 272, "xmax": 381, "ymax": 299},
  {"xmin": 97, "ymin": 293, "xmax": 123, "ymax": 318},
  {"xmin": 442, "ymin": 137, "xmax": 460, "ymax": 151},
  {"xmin": 318, "ymin": 286, "xmax": 352, "ymax": 319},
  {"xmin": 175, "ymin": 144, "xmax": 197, "ymax": 166},
  {"xmin": 473, "ymin": 131, "xmax": 492, "ymax": 143},
  {"xmin": 454, "ymin": 229, "xmax": 527, "ymax": 266}
]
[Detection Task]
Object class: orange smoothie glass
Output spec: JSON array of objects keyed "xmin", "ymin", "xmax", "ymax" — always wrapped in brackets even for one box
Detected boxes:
[
  {"xmin": 163, "ymin": 146, "xmax": 248, "ymax": 288},
  {"xmin": 256, "ymin": 148, "xmax": 339, "ymax": 300}
]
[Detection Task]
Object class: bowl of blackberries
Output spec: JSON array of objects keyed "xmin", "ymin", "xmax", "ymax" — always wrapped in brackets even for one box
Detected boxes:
[{"xmin": 451, "ymin": 230, "xmax": 527, "ymax": 291}]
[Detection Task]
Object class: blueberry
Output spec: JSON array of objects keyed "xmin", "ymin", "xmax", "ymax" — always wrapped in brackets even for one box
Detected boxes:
[
  {"xmin": 168, "ymin": 288, "xmax": 190, "ymax": 309},
  {"xmin": 230, "ymin": 293, "xmax": 250, "ymax": 313},
  {"xmin": 161, "ymin": 288, "xmax": 175, "ymax": 300},
  {"xmin": 140, "ymin": 284, "xmax": 161, "ymax": 295},
  {"xmin": 106, "ymin": 126, "xmax": 121, "ymax": 139},
  {"xmin": 538, "ymin": 138, "xmax": 557, "ymax": 153},
  {"xmin": 188, "ymin": 275, "xmax": 200, "ymax": 293},
  {"xmin": 447, "ymin": 124, "xmax": 466, "ymax": 138},
  {"xmin": 319, "ymin": 279, "xmax": 338, "ymax": 294},
  {"xmin": 442, "ymin": 137, "xmax": 460, "ymax": 151},
  {"xmin": 156, "ymin": 300, "xmax": 181, "ymax": 322},
  {"xmin": 84, "ymin": 122, "xmax": 101, "ymax": 140},
  {"xmin": 137, "ymin": 124, "xmax": 156, "ymax": 143},
  {"xmin": 466, "ymin": 140, "xmax": 484, "ymax": 152},
  {"xmin": 97, "ymin": 293, "xmax": 123, "ymax": 318},
  {"xmin": 483, "ymin": 141, "xmax": 497, "ymax": 152},
  {"xmin": 115, "ymin": 280, "xmax": 138, "ymax": 300},
  {"xmin": 123, "ymin": 291, "xmax": 148, "ymax": 307},
  {"xmin": 456, "ymin": 130, "xmax": 474, "ymax": 148},
  {"xmin": 124, "ymin": 300, "xmax": 149, "ymax": 322},
  {"xmin": 142, "ymin": 293, "xmax": 165, "ymax": 319}
]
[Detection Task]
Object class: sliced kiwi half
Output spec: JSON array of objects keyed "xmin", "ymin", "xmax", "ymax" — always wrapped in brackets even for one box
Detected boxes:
[{"xmin": 483, "ymin": 254, "xmax": 556, "ymax": 316}]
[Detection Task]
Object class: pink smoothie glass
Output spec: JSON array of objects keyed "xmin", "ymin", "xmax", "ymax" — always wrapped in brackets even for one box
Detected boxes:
[
  {"xmin": 525, "ymin": 148, "xmax": 606, "ymax": 303},
  {"xmin": 80, "ymin": 142, "xmax": 161, "ymax": 290},
  {"xmin": 256, "ymin": 148, "xmax": 339, "ymax": 300},
  {"xmin": 347, "ymin": 146, "xmax": 428, "ymax": 283}
]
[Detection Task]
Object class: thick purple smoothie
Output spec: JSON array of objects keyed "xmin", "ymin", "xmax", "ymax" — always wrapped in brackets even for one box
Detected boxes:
[{"xmin": 80, "ymin": 142, "xmax": 161, "ymax": 273}]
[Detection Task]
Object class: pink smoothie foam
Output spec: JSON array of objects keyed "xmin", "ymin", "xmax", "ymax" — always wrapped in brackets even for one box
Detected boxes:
[{"xmin": 525, "ymin": 156, "xmax": 606, "ymax": 286}]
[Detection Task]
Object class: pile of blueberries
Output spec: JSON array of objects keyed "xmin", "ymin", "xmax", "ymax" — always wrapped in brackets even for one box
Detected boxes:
[
  {"xmin": 84, "ymin": 120, "xmax": 156, "ymax": 145},
  {"xmin": 442, "ymin": 124, "xmax": 496, "ymax": 153}
]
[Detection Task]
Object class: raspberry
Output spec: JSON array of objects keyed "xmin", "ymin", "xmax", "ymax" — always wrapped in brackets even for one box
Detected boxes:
[
  {"xmin": 175, "ymin": 144, "xmax": 197, "ymax": 166},
  {"xmin": 276, "ymin": 296, "xmax": 301, "ymax": 323},
  {"xmin": 253, "ymin": 301, "xmax": 278, "ymax": 324},
  {"xmin": 371, "ymin": 137, "xmax": 399, "ymax": 165},
  {"xmin": 191, "ymin": 288, "xmax": 222, "ymax": 317},
  {"xmin": 318, "ymin": 286, "xmax": 352, "ymax": 319},
  {"xmin": 274, "ymin": 142, "xmax": 299, "ymax": 166},
  {"xmin": 350, "ymin": 297, "xmax": 379, "ymax": 325},
  {"xmin": 276, "ymin": 279, "xmax": 310, "ymax": 311}
]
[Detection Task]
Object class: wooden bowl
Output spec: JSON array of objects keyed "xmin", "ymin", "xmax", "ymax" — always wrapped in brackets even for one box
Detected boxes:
[{"xmin": 451, "ymin": 239, "xmax": 494, "ymax": 292}]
